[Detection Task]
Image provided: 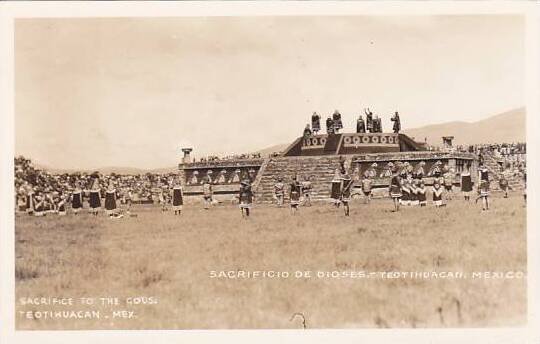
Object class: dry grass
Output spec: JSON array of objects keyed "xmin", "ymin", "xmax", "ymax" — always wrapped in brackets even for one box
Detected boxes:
[{"xmin": 15, "ymin": 194, "xmax": 526, "ymax": 330}]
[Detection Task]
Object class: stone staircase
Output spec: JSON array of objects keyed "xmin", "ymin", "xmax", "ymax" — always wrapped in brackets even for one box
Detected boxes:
[
  {"xmin": 482, "ymin": 152, "xmax": 524, "ymax": 190},
  {"xmin": 254, "ymin": 156, "xmax": 343, "ymax": 203}
]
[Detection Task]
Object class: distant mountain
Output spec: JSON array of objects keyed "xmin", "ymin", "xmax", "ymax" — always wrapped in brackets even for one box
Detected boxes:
[
  {"xmin": 253, "ymin": 143, "xmax": 290, "ymax": 157},
  {"xmin": 402, "ymin": 107, "xmax": 525, "ymax": 146}
]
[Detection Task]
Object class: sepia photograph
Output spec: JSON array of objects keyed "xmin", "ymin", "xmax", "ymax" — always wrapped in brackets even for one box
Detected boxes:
[{"xmin": 2, "ymin": 3, "xmax": 538, "ymax": 340}]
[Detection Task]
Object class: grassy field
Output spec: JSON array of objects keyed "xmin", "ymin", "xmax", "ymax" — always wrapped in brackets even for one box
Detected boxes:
[{"xmin": 15, "ymin": 193, "xmax": 526, "ymax": 330}]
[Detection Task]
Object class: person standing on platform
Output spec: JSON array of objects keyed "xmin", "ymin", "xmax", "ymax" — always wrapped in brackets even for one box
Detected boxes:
[
  {"xmin": 239, "ymin": 178, "xmax": 254, "ymax": 218},
  {"xmin": 391, "ymin": 111, "xmax": 401, "ymax": 133},
  {"xmin": 341, "ymin": 174, "xmax": 353, "ymax": 216},
  {"xmin": 371, "ymin": 115, "xmax": 378, "ymax": 133},
  {"xmin": 171, "ymin": 178, "xmax": 184, "ymax": 216},
  {"xmin": 326, "ymin": 116, "xmax": 335, "ymax": 134},
  {"xmin": 311, "ymin": 112, "xmax": 321, "ymax": 134},
  {"xmin": 332, "ymin": 110, "xmax": 343, "ymax": 133},
  {"xmin": 202, "ymin": 177, "xmax": 213, "ymax": 210},
  {"xmin": 373, "ymin": 116, "xmax": 382, "ymax": 133},
  {"xmin": 364, "ymin": 108, "xmax": 373, "ymax": 133},
  {"xmin": 303, "ymin": 124, "xmax": 312, "ymax": 140},
  {"xmin": 460, "ymin": 165, "xmax": 473, "ymax": 201},
  {"xmin": 356, "ymin": 114, "xmax": 366, "ymax": 133},
  {"xmin": 289, "ymin": 174, "xmax": 302, "ymax": 214}
]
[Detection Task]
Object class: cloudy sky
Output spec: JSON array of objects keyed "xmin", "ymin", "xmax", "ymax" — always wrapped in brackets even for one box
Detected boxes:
[{"xmin": 15, "ymin": 15, "xmax": 524, "ymax": 169}]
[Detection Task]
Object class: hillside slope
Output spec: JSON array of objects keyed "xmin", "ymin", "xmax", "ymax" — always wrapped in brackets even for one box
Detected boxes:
[{"xmin": 402, "ymin": 108, "xmax": 525, "ymax": 145}]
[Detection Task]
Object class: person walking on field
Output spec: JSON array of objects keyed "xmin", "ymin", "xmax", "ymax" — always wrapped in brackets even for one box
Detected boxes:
[
  {"xmin": 341, "ymin": 174, "xmax": 353, "ymax": 216},
  {"xmin": 475, "ymin": 164, "xmax": 490, "ymax": 211},
  {"xmin": 158, "ymin": 186, "xmax": 168, "ymax": 212},
  {"xmin": 498, "ymin": 171, "xmax": 510, "ymax": 198},
  {"xmin": 24, "ymin": 186, "xmax": 35, "ymax": 215},
  {"xmin": 443, "ymin": 168, "xmax": 455, "ymax": 200},
  {"xmin": 105, "ymin": 182, "xmax": 122, "ymax": 218},
  {"xmin": 389, "ymin": 168, "xmax": 402, "ymax": 212},
  {"xmin": 71, "ymin": 181, "xmax": 83, "ymax": 214},
  {"xmin": 460, "ymin": 165, "xmax": 473, "ymax": 201},
  {"xmin": 432, "ymin": 181, "xmax": 446, "ymax": 208},
  {"xmin": 289, "ymin": 174, "xmax": 302, "ymax": 215},
  {"xmin": 400, "ymin": 174, "xmax": 411, "ymax": 206},
  {"xmin": 331, "ymin": 169, "xmax": 343, "ymax": 208},
  {"xmin": 410, "ymin": 179, "xmax": 419, "ymax": 206},
  {"xmin": 301, "ymin": 175, "xmax": 312, "ymax": 207},
  {"xmin": 88, "ymin": 178, "xmax": 102, "ymax": 216},
  {"xmin": 239, "ymin": 178, "xmax": 254, "ymax": 218},
  {"xmin": 202, "ymin": 177, "xmax": 213, "ymax": 210},
  {"xmin": 418, "ymin": 180, "xmax": 427, "ymax": 206},
  {"xmin": 171, "ymin": 178, "xmax": 184, "ymax": 216},
  {"xmin": 274, "ymin": 177, "xmax": 285, "ymax": 207},
  {"xmin": 361, "ymin": 175, "xmax": 373, "ymax": 204}
]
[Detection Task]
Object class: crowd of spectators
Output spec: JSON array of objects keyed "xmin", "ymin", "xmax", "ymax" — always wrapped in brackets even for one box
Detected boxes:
[
  {"xmin": 15, "ymin": 156, "xmax": 177, "ymax": 207},
  {"xmin": 196, "ymin": 153, "xmax": 263, "ymax": 163},
  {"xmin": 454, "ymin": 142, "xmax": 526, "ymax": 156}
]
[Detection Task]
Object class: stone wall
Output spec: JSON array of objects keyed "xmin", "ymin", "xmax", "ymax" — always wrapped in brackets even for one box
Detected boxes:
[{"xmin": 177, "ymin": 150, "xmax": 526, "ymax": 204}]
